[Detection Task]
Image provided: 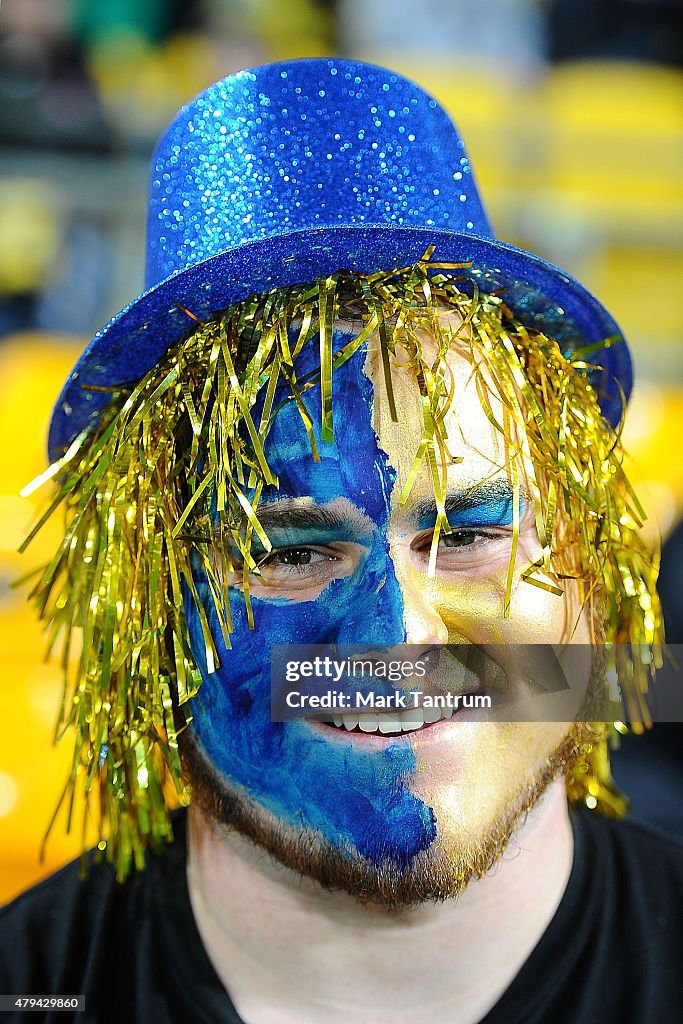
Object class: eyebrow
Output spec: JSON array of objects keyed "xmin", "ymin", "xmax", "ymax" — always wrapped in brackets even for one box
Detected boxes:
[
  {"xmin": 252, "ymin": 481, "xmax": 528, "ymax": 533},
  {"xmin": 255, "ymin": 499, "xmax": 371, "ymax": 532},
  {"xmin": 404, "ymin": 479, "xmax": 530, "ymax": 526}
]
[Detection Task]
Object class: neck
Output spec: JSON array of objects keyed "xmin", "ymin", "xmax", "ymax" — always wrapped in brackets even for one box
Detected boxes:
[{"xmin": 186, "ymin": 779, "xmax": 573, "ymax": 1024}]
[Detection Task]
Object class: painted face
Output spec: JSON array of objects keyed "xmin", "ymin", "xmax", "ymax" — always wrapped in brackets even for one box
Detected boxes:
[{"xmin": 185, "ymin": 320, "xmax": 591, "ymax": 880}]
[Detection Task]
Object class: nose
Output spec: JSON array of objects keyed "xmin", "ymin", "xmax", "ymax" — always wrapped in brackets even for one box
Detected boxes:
[{"xmin": 401, "ymin": 576, "xmax": 450, "ymax": 645}]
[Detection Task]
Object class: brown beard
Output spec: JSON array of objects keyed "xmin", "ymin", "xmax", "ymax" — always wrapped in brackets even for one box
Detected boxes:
[{"xmin": 179, "ymin": 717, "xmax": 602, "ymax": 911}]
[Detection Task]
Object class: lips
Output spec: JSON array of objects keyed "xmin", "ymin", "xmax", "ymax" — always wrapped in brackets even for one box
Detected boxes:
[
  {"xmin": 303, "ymin": 642, "xmax": 583, "ymax": 739},
  {"xmin": 311, "ymin": 647, "xmax": 485, "ymax": 737},
  {"xmin": 318, "ymin": 699, "xmax": 461, "ymax": 735}
]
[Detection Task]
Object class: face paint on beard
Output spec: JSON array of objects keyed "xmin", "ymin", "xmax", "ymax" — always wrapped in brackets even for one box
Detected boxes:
[{"xmin": 184, "ymin": 338, "xmax": 437, "ymax": 873}]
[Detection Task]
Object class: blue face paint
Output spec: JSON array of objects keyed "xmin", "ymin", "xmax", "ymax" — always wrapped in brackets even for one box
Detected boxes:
[
  {"xmin": 448, "ymin": 497, "xmax": 516, "ymax": 528},
  {"xmin": 412, "ymin": 492, "xmax": 518, "ymax": 533},
  {"xmin": 186, "ymin": 339, "xmax": 436, "ymax": 866}
]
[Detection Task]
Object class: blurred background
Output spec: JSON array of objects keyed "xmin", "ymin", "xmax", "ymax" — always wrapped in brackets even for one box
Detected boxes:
[{"xmin": 1, "ymin": 0, "xmax": 682, "ymax": 902}]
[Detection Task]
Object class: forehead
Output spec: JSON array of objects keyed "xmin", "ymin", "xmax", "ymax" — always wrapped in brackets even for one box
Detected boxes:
[{"xmin": 260, "ymin": 317, "xmax": 511, "ymax": 513}]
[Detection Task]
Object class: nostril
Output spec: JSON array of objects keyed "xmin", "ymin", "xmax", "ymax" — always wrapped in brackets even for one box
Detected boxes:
[{"xmin": 403, "ymin": 605, "xmax": 449, "ymax": 646}]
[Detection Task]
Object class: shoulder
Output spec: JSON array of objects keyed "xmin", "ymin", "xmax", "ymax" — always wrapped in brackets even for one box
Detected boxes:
[
  {"xmin": 0, "ymin": 854, "xmax": 116, "ymax": 1014},
  {"xmin": 573, "ymin": 806, "xmax": 683, "ymax": 947},
  {"xmin": 0, "ymin": 813, "xmax": 188, "ymax": 1002},
  {"xmin": 577, "ymin": 804, "xmax": 683, "ymax": 875},
  {"xmin": 1, "ymin": 845, "xmax": 146, "ymax": 927},
  {"xmin": 489, "ymin": 809, "xmax": 683, "ymax": 1024}
]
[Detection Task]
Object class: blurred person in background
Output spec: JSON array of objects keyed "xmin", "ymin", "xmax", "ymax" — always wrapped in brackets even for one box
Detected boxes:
[
  {"xmin": 546, "ymin": 0, "xmax": 683, "ymax": 67},
  {"xmin": 2, "ymin": 55, "xmax": 683, "ymax": 1024},
  {"xmin": 339, "ymin": 0, "xmax": 545, "ymax": 79},
  {"xmin": 610, "ymin": 518, "xmax": 683, "ymax": 830}
]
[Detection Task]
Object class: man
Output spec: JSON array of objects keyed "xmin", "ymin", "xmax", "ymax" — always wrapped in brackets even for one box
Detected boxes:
[{"xmin": 2, "ymin": 58, "xmax": 682, "ymax": 1024}]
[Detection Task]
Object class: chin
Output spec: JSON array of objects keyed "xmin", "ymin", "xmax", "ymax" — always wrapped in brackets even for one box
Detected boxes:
[{"xmin": 179, "ymin": 722, "xmax": 594, "ymax": 909}]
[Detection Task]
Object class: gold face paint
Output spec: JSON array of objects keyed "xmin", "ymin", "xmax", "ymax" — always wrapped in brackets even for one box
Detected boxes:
[
  {"xmin": 22, "ymin": 252, "xmax": 661, "ymax": 877},
  {"xmin": 366, "ymin": 326, "xmax": 599, "ymax": 862}
]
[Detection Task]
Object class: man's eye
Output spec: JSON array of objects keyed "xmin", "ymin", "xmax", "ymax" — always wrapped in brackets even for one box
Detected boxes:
[
  {"xmin": 440, "ymin": 530, "xmax": 479, "ymax": 548},
  {"xmin": 260, "ymin": 547, "xmax": 326, "ymax": 568},
  {"xmin": 255, "ymin": 546, "xmax": 340, "ymax": 579},
  {"xmin": 438, "ymin": 528, "xmax": 504, "ymax": 549},
  {"xmin": 221, "ymin": 540, "xmax": 366, "ymax": 599},
  {"xmin": 411, "ymin": 526, "xmax": 513, "ymax": 569}
]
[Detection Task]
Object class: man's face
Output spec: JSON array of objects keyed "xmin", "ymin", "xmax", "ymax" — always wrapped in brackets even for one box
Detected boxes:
[{"xmin": 184, "ymin": 317, "xmax": 593, "ymax": 903}]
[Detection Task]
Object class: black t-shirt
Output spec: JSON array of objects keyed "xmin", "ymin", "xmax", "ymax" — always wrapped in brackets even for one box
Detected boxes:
[{"xmin": 2, "ymin": 807, "xmax": 683, "ymax": 1023}]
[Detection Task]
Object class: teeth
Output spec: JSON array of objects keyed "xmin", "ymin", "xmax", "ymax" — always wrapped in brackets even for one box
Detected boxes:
[
  {"xmin": 422, "ymin": 704, "xmax": 442, "ymax": 724},
  {"xmin": 400, "ymin": 708, "xmax": 424, "ymax": 731},
  {"xmin": 379, "ymin": 716, "xmax": 401, "ymax": 734},
  {"xmin": 324, "ymin": 699, "xmax": 467, "ymax": 735}
]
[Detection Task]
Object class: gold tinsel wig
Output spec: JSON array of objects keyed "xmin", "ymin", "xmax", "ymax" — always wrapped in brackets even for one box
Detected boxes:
[{"xmin": 21, "ymin": 252, "xmax": 662, "ymax": 879}]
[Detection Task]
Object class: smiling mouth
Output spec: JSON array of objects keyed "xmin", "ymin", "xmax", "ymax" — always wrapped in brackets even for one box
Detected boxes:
[
  {"xmin": 301, "ymin": 644, "xmax": 582, "ymax": 738},
  {"xmin": 312, "ymin": 645, "xmax": 487, "ymax": 736},
  {"xmin": 316, "ymin": 701, "xmax": 462, "ymax": 735}
]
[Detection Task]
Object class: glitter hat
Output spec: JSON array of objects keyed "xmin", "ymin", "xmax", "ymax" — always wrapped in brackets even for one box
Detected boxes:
[{"xmin": 48, "ymin": 57, "xmax": 631, "ymax": 458}]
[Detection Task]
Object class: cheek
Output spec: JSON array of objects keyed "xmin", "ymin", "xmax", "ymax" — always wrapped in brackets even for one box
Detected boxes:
[
  {"xmin": 417, "ymin": 572, "xmax": 572, "ymax": 644},
  {"xmin": 409, "ymin": 719, "xmax": 572, "ymax": 853},
  {"xmin": 421, "ymin": 572, "xmax": 593, "ymax": 725},
  {"xmin": 185, "ymin": 545, "xmax": 408, "ymax": 751},
  {"xmin": 184, "ymin": 585, "xmax": 438, "ymax": 866}
]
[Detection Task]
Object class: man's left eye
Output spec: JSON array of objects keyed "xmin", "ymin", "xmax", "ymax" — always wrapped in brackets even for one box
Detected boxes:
[
  {"xmin": 411, "ymin": 526, "xmax": 513, "ymax": 569},
  {"xmin": 436, "ymin": 528, "xmax": 505, "ymax": 549},
  {"xmin": 440, "ymin": 530, "xmax": 481, "ymax": 548}
]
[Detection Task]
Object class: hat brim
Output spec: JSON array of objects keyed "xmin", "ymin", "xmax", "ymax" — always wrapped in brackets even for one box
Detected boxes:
[{"xmin": 48, "ymin": 225, "xmax": 630, "ymax": 459}]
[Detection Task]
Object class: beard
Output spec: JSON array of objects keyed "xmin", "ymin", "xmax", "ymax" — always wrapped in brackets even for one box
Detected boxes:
[{"xmin": 179, "ymin": 713, "xmax": 603, "ymax": 912}]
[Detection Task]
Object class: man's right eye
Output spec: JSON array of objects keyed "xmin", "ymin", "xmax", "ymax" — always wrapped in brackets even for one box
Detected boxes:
[
  {"xmin": 243, "ymin": 544, "xmax": 352, "ymax": 593},
  {"xmin": 218, "ymin": 539, "xmax": 367, "ymax": 600},
  {"xmin": 254, "ymin": 544, "xmax": 335, "ymax": 577},
  {"xmin": 262, "ymin": 544, "xmax": 323, "ymax": 569}
]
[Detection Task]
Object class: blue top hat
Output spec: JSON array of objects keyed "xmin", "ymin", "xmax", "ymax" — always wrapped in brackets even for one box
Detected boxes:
[{"xmin": 48, "ymin": 57, "xmax": 631, "ymax": 459}]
